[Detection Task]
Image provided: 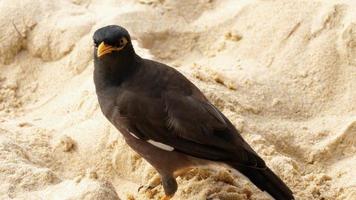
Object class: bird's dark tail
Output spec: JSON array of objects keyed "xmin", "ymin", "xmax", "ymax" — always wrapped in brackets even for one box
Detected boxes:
[{"xmin": 231, "ymin": 164, "xmax": 294, "ymax": 200}]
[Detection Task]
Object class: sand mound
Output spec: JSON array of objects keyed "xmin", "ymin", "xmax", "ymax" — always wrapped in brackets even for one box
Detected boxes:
[{"xmin": 0, "ymin": 0, "xmax": 355, "ymax": 199}]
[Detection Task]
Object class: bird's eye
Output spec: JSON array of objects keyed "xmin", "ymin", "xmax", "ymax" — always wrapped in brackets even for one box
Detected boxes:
[
  {"xmin": 119, "ymin": 39, "xmax": 124, "ymax": 47},
  {"xmin": 94, "ymin": 41, "xmax": 99, "ymax": 48},
  {"xmin": 119, "ymin": 37, "xmax": 128, "ymax": 47}
]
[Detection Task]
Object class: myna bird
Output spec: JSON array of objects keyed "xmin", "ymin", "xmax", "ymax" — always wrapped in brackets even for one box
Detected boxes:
[{"xmin": 93, "ymin": 25, "xmax": 294, "ymax": 200}]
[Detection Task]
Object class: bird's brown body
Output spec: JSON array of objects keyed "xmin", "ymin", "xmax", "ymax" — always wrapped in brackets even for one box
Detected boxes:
[
  {"xmin": 93, "ymin": 25, "xmax": 294, "ymax": 200},
  {"xmin": 94, "ymin": 58, "xmax": 204, "ymax": 195}
]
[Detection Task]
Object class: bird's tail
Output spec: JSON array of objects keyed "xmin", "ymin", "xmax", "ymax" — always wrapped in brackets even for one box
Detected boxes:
[{"xmin": 231, "ymin": 164, "xmax": 294, "ymax": 200}]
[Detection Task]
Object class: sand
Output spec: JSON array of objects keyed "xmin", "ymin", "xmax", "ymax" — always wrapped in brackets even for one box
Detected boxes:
[{"xmin": 0, "ymin": 0, "xmax": 355, "ymax": 199}]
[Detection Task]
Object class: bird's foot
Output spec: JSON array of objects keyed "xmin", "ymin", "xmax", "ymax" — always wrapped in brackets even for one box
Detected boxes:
[
  {"xmin": 138, "ymin": 174, "xmax": 161, "ymax": 193},
  {"xmin": 138, "ymin": 184, "xmax": 153, "ymax": 193},
  {"xmin": 160, "ymin": 195, "xmax": 172, "ymax": 200},
  {"xmin": 138, "ymin": 184, "xmax": 158, "ymax": 198},
  {"xmin": 138, "ymin": 174, "xmax": 162, "ymax": 198}
]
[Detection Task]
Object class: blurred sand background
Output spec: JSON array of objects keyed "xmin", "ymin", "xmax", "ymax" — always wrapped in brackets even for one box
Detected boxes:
[{"xmin": 0, "ymin": 0, "xmax": 355, "ymax": 199}]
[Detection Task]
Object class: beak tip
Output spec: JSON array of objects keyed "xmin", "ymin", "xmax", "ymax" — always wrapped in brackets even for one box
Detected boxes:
[{"xmin": 97, "ymin": 42, "xmax": 113, "ymax": 58}]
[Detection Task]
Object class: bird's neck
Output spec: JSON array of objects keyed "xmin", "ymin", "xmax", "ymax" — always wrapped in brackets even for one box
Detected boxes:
[{"xmin": 93, "ymin": 49, "xmax": 141, "ymax": 91}]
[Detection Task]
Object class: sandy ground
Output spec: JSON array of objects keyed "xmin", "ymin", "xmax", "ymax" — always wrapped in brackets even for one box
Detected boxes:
[{"xmin": 0, "ymin": 0, "xmax": 355, "ymax": 199}]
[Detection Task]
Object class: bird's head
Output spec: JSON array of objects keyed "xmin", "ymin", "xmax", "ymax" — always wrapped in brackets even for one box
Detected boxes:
[{"xmin": 93, "ymin": 25, "xmax": 134, "ymax": 60}]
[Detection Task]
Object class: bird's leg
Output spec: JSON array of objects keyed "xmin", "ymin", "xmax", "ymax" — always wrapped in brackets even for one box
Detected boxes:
[
  {"xmin": 161, "ymin": 175, "xmax": 178, "ymax": 199},
  {"xmin": 140, "ymin": 168, "xmax": 191, "ymax": 198},
  {"xmin": 138, "ymin": 174, "xmax": 161, "ymax": 192},
  {"xmin": 148, "ymin": 173, "xmax": 162, "ymax": 187},
  {"xmin": 138, "ymin": 167, "xmax": 192, "ymax": 194},
  {"xmin": 157, "ymin": 168, "xmax": 192, "ymax": 199}
]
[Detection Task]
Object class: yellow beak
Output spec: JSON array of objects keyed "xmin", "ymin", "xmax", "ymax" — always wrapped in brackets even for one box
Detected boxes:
[{"xmin": 97, "ymin": 42, "xmax": 115, "ymax": 58}]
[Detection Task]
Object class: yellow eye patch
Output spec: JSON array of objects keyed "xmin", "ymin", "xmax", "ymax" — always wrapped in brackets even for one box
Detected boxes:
[{"xmin": 97, "ymin": 37, "xmax": 128, "ymax": 58}]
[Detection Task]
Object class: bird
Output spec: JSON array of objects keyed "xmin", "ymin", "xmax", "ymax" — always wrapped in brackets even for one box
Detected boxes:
[{"xmin": 93, "ymin": 25, "xmax": 294, "ymax": 200}]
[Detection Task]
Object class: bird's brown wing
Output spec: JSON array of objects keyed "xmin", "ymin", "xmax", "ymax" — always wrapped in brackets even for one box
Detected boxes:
[{"xmin": 117, "ymin": 88, "xmax": 265, "ymax": 168}]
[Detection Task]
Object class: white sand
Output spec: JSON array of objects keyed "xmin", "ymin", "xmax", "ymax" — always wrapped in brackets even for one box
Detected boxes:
[{"xmin": 0, "ymin": 0, "xmax": 355, "ymax": 199}]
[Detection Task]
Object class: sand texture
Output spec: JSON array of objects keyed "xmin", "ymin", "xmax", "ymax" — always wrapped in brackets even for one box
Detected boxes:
[{"xmin": 0, "ymin": 0, "xmax": 355, "ymax": 199}]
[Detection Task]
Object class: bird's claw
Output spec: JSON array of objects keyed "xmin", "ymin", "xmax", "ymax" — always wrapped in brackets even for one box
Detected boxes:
[
  {"xmin": 138, "ymin": 174, "xmax": 161, "ymax": 193},
  {"xmin": 138, "ymin": 184, "xmax": 153, "ymax": 193},
  {"xmin": 160, "ymin": 195, "xmax": 172, "ymax": 200}
]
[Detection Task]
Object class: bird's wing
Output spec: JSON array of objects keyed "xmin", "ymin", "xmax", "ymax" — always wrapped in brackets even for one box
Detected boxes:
[{"xmin": 116, "ymin": 88, "xmax": 265, "ymax": 168}]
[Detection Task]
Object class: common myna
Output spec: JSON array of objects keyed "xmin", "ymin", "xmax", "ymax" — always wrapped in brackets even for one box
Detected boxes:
[{"xmin": 93, "ymin": 25, "xmax": 294, "ymax": 200}]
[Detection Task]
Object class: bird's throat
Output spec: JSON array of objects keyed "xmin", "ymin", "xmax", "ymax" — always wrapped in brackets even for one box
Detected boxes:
[{"xmin": 93, "ymin": 52, "xmax": 141, "ymax": 90}]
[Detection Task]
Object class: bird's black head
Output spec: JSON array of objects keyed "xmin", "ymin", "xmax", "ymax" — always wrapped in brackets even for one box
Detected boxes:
[{"xmin": 93, "ymin": 25, "xmax": 134, "ymax": 59}]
